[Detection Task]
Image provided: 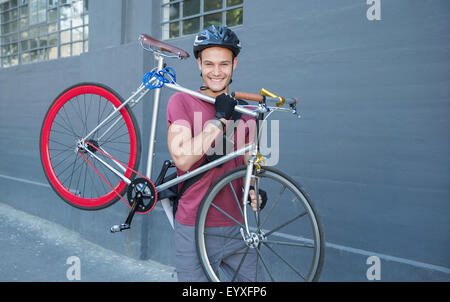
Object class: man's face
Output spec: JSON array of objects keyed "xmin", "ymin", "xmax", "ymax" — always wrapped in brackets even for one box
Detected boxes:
[{"xmin": 197, "ymin": 47, "xmax": 237, "ymax": 94}]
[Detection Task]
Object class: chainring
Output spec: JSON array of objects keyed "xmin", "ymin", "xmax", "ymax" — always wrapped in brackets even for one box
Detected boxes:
[{"xmin": 126, "ymin": 178, "xmax": 157, "ymax": 214}]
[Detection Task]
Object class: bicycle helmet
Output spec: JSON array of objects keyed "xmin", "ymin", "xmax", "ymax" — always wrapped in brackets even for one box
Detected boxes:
[{"xmin": 193, "ymin": 25, "xmax": 241, "ymax": 59}]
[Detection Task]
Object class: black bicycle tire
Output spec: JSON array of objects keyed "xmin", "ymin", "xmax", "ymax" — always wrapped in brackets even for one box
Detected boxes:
[{"xmin": 195, "ymin": 165, "xmax": 325, "ymax": 282}]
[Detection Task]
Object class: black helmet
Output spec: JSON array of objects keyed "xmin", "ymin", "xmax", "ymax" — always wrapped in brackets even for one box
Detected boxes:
[{"xmin": 193, "ymin": 25, "xmax": 241, "ymax": 59}]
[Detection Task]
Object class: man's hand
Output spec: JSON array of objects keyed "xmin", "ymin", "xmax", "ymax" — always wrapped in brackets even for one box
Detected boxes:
[
  {"xmin": 249, "ymin": 186, "xmax": 267, "ymax": 212},
  {"xmin": 215, "ymin": 93, "xmax": 237, "ymax": 120}
]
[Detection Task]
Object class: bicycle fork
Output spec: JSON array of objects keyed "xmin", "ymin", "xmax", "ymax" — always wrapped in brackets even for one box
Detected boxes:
[
  {"xmin": 240, "ymin": 149, "xmax": 266, "ymax": 248},
  {"xmin": 242, "ymin": 152, "xmax": 255, "ymax": 237}
]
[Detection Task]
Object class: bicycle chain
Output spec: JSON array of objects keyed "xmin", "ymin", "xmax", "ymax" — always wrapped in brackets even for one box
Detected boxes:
[{"xmin": 80, "ymin": 140, "xmax": 158, "ymax": 213}]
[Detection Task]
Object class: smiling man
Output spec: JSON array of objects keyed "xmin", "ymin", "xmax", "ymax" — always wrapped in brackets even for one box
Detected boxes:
[{"xmin": 166, "ymin": 25, "xmax": 265, "ymax": 282}]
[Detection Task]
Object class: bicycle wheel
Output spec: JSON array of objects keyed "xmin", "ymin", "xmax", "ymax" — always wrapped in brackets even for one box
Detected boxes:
[
  {"xmin": 196, "ymin": 165, "xmax": 325, "ymax": 282},
  {"xmin": 40, "ymin": 83, "xmax": 141, "ymax": 210}
]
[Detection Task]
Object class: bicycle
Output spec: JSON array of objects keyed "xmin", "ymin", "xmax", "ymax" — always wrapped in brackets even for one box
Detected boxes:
[{"xmin": 39, "ymin": 34, "xmax": 325, "ymax": 282}]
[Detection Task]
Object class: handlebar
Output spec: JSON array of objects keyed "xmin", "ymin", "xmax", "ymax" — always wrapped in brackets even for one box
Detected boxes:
[
  {"xmin": 232, "ymin": 88, "xmax": 300, "ymax": 118},
  {"xmin": 232, "ymin": 91, "xmax": 264, "ymax": 102},
  {"xmin": 164, "ymin": 83, "xmax": 300, "ymax": 118},
  {"xmin": 232, "ymin": 89, "xmax": 298, "ymax": 107}
]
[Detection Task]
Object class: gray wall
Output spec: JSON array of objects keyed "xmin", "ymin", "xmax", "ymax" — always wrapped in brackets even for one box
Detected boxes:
[
  {"xmin": 0, "ymin": 0, "xmax": 449, "ymax": 281},
  {"xmin": 0, "ymin": 0, "xmax": 153, "ymax": 260}
]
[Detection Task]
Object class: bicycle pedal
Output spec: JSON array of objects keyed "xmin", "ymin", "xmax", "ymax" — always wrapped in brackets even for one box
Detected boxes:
[{"xmin": 110, "ymin": 224, "xmax": 130, "ymax": 233}]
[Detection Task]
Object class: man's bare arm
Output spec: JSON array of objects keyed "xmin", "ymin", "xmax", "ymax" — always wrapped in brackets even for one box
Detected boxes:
[{"xmin": 167, "ymin": 119, "xmax": 226, "ymax": 172}]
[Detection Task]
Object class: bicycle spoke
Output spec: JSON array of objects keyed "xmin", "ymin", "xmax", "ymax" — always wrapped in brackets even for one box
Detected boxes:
[
  {"xmin": 253, "ymin": 178, "xmax": 262, "ymax": 230},
  {"xmin": 99, "ymin": 129, "xmax": 129, "ymax": 147},
  {"xmin": 59, "ymin": 156, "xmax": 85, "ymax": 187},
  {"xmin": 95, "ymin": 114, "xmax": 125, "ymax": 141},
  {"xmin": 49, "ymin": 146, "xmax": 72, "ymax": 153},
  {"xmin": 263, "ymin": 243, "xmax": 306, "ymax": 280},
  {"xmin": 211, "ymin": 202, "xmax": 246, "ymax": 229},
  {"xmin": 96, "ymin": 94, "xmax": 101, "ymax": 130},
  {"xmin": 204, "ymin": 231, "xmax": 241, "ymax": 241},
  {"xmin": 229, "ymin": 182, "xmax": 244, "ymax": 218},
  {"xmin": 254, "ymin": 245, "xmax": 275, "ymax": 282},
  {"xmin": 81, "ymin": 94, "xmax": 89, "ymax": 136},
  {"xmin": 50, "ymin": 128, "xmax": 77, "ymax": 137},
  {"xmin": 94, "ymin": 96, "xmax": 110, "ymax": 138},
  {"xmin": 99, "ymin": 140, "xmax": 131, "ymax": 145},
  {"xmin": 97, "ymin": 145, "xmax": 130, "ymax": 157},
  {"xmin": 87, "ymin": 161, "xmax": 103, "ymax": 198},
  {"xmin": 82, "ymin": 156, "xmax": 88, "ymax": 197},
  {"xmin": 75, "ymin": 95, "xmax": 88, "ymax": 136},
  {"xmin": 263, "ymin": 239, "xmax": 314, "ymax": 248},
  {"xmin": 52, "ymin": 152, "xmax": 78, "ymax": 173},
  {"xmin": 62, "ymin": 100, "xmax": 83, "ymax": 137},
  {"xmin": 75, "ymin": 159, "xmax": 86, "ymax": 196},
  {"xmin": 84, "ymin": 94, "xmax": 96, "ymax": 138},
  {"xmin": 52, "ymin": 120, "xmax": 78, "ymax": 138},
  {"xmin": 255, "ymin": 246, "xmax": 260, "ymax": 281},
  {"xmin": 265, "ymin": 210, "xmax": 308, "ymax": 237},
  {"xmin": 48, "ymin": 138, "xmax": 75, "ymax": 150},
  {"xmin": 209, "ymin": 243, "xmax": 247, "ymax": 266},
  {"xmin": 99, "ymin": 135, "xmax": 130, "ymax": 147},
  {"xmin": 260, "ymin": 184, "xmax": 286, "ymax": 229},
  {"xmin": 50, "ymin": 151, "xmax": 75, "ymax": 171},
  {"xmin": 62, "ymin": 104, "xmax": 80, "ymax": 138},
  {"xmin": 50, "ymin": 147, "xmax": 74, "ymax": 161},
  {"xmin": 231, "ymin": 247, "xmax": 249, "ymax": 282},
  {"xmin": 67, "ymin": 152, "xmax": 80, "ymax": 191},
  {"xmin": 85, "ymin": 93, "xmax": 94, "ymax": 128},
  {"xmin": 71, "ymin": 95, "xmax": 84, "ymax": 130},
  {"xmin": 99, "ymin": 95, "xmax": 109, "ymax": 120}
]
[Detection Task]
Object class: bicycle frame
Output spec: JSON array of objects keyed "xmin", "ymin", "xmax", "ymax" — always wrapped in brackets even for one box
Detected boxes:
[
  {"xmin": 39, "ymin": 36, "xmax": 325, "ymax": 281},
  {"xmin": 79, "ymin": 53, "xmax": 264, "ymax": 234}
]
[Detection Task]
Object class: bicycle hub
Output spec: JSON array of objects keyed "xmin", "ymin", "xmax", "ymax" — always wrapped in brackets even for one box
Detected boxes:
[
  {"xmin": 240, "ymin": 228, "xmax": 266, "ymax": 249},
  {"xmin": 76, "ymin": 139, "xmax": 99, "ymax": 154}
]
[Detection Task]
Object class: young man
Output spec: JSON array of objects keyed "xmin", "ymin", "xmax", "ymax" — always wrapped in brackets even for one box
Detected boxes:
[{"xmin": 166, "ymin": 25, "xmax": 264, "ymax": 281}]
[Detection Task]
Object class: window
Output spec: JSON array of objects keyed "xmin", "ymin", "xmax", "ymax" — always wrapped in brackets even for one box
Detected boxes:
[
  {"xmin": 161, "ymin": 0, "xmax": 243, "ymax": 40},
  {"xmin": 0, "ymin": 0, "xmax": 89, "ymax": 68}
]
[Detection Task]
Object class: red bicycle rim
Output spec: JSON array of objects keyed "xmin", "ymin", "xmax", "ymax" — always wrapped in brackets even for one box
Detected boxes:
[{"xmin": 41, "ymin": 84, "xmax": 138, "ymax": 208}]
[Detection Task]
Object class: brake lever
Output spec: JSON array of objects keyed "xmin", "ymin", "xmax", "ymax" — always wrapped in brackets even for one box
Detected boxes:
[
  {"xmin": 291, "ymin": 105, "xmax": 301, "ymax": 118},
  {"xmin": 285, "ymin": 97, "xmax": 301, "ymax": 118}
]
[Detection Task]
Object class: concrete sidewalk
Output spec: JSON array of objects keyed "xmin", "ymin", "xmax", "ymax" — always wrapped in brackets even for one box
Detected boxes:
[{"xmin": 0, "ymin": 202, "xmax": 177, "ymax": 282}]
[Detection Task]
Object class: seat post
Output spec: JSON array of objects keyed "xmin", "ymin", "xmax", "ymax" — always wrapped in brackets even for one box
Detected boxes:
[{"xmin": 145, "ymin": 54, "xmax": 165, "ymax": 180}]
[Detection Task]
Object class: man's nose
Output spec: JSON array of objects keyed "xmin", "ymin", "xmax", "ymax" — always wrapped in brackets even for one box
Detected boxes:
[{"xmin": 213, "ymin": 65, "xmax": 221, "ymax": 75}]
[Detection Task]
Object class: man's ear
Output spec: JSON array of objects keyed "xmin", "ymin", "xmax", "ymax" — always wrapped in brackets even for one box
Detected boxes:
[
  {"xmin": 232, "ymin": 56, "xmax": 238, "ymax": 70},
  {"xmin": 197, "ymin": 57, "xmax": 202, "ymax": 71}
]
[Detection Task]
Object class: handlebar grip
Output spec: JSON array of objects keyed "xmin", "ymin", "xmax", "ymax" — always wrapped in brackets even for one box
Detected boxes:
[
  {"xmin": 232, "ymin": 92, "xmax": 264, "ymax": 102},
  {"xmin": 286, "ymin": 97, "xmax": 299, "ymax": 105}
]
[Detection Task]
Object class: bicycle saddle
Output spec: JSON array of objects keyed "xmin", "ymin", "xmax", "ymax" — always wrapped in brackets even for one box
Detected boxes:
[{"xmin": 139, "ymin": 34, "xmax": 190, "ymax": 59}]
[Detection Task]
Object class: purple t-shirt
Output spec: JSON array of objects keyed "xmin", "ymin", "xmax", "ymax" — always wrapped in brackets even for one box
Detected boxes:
[{"xmin": 166, "ymin": 92, "xmax": 255, "ymax": 226}]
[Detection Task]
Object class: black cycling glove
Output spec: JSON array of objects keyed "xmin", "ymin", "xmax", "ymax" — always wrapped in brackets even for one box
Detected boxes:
[
  {"xmin": 214, "ymin": 93, "xmax": 237, "ymax": 120},
  {"xmin": 249, "ymin": 186, "xmax": 267, "ymax": 210}
]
